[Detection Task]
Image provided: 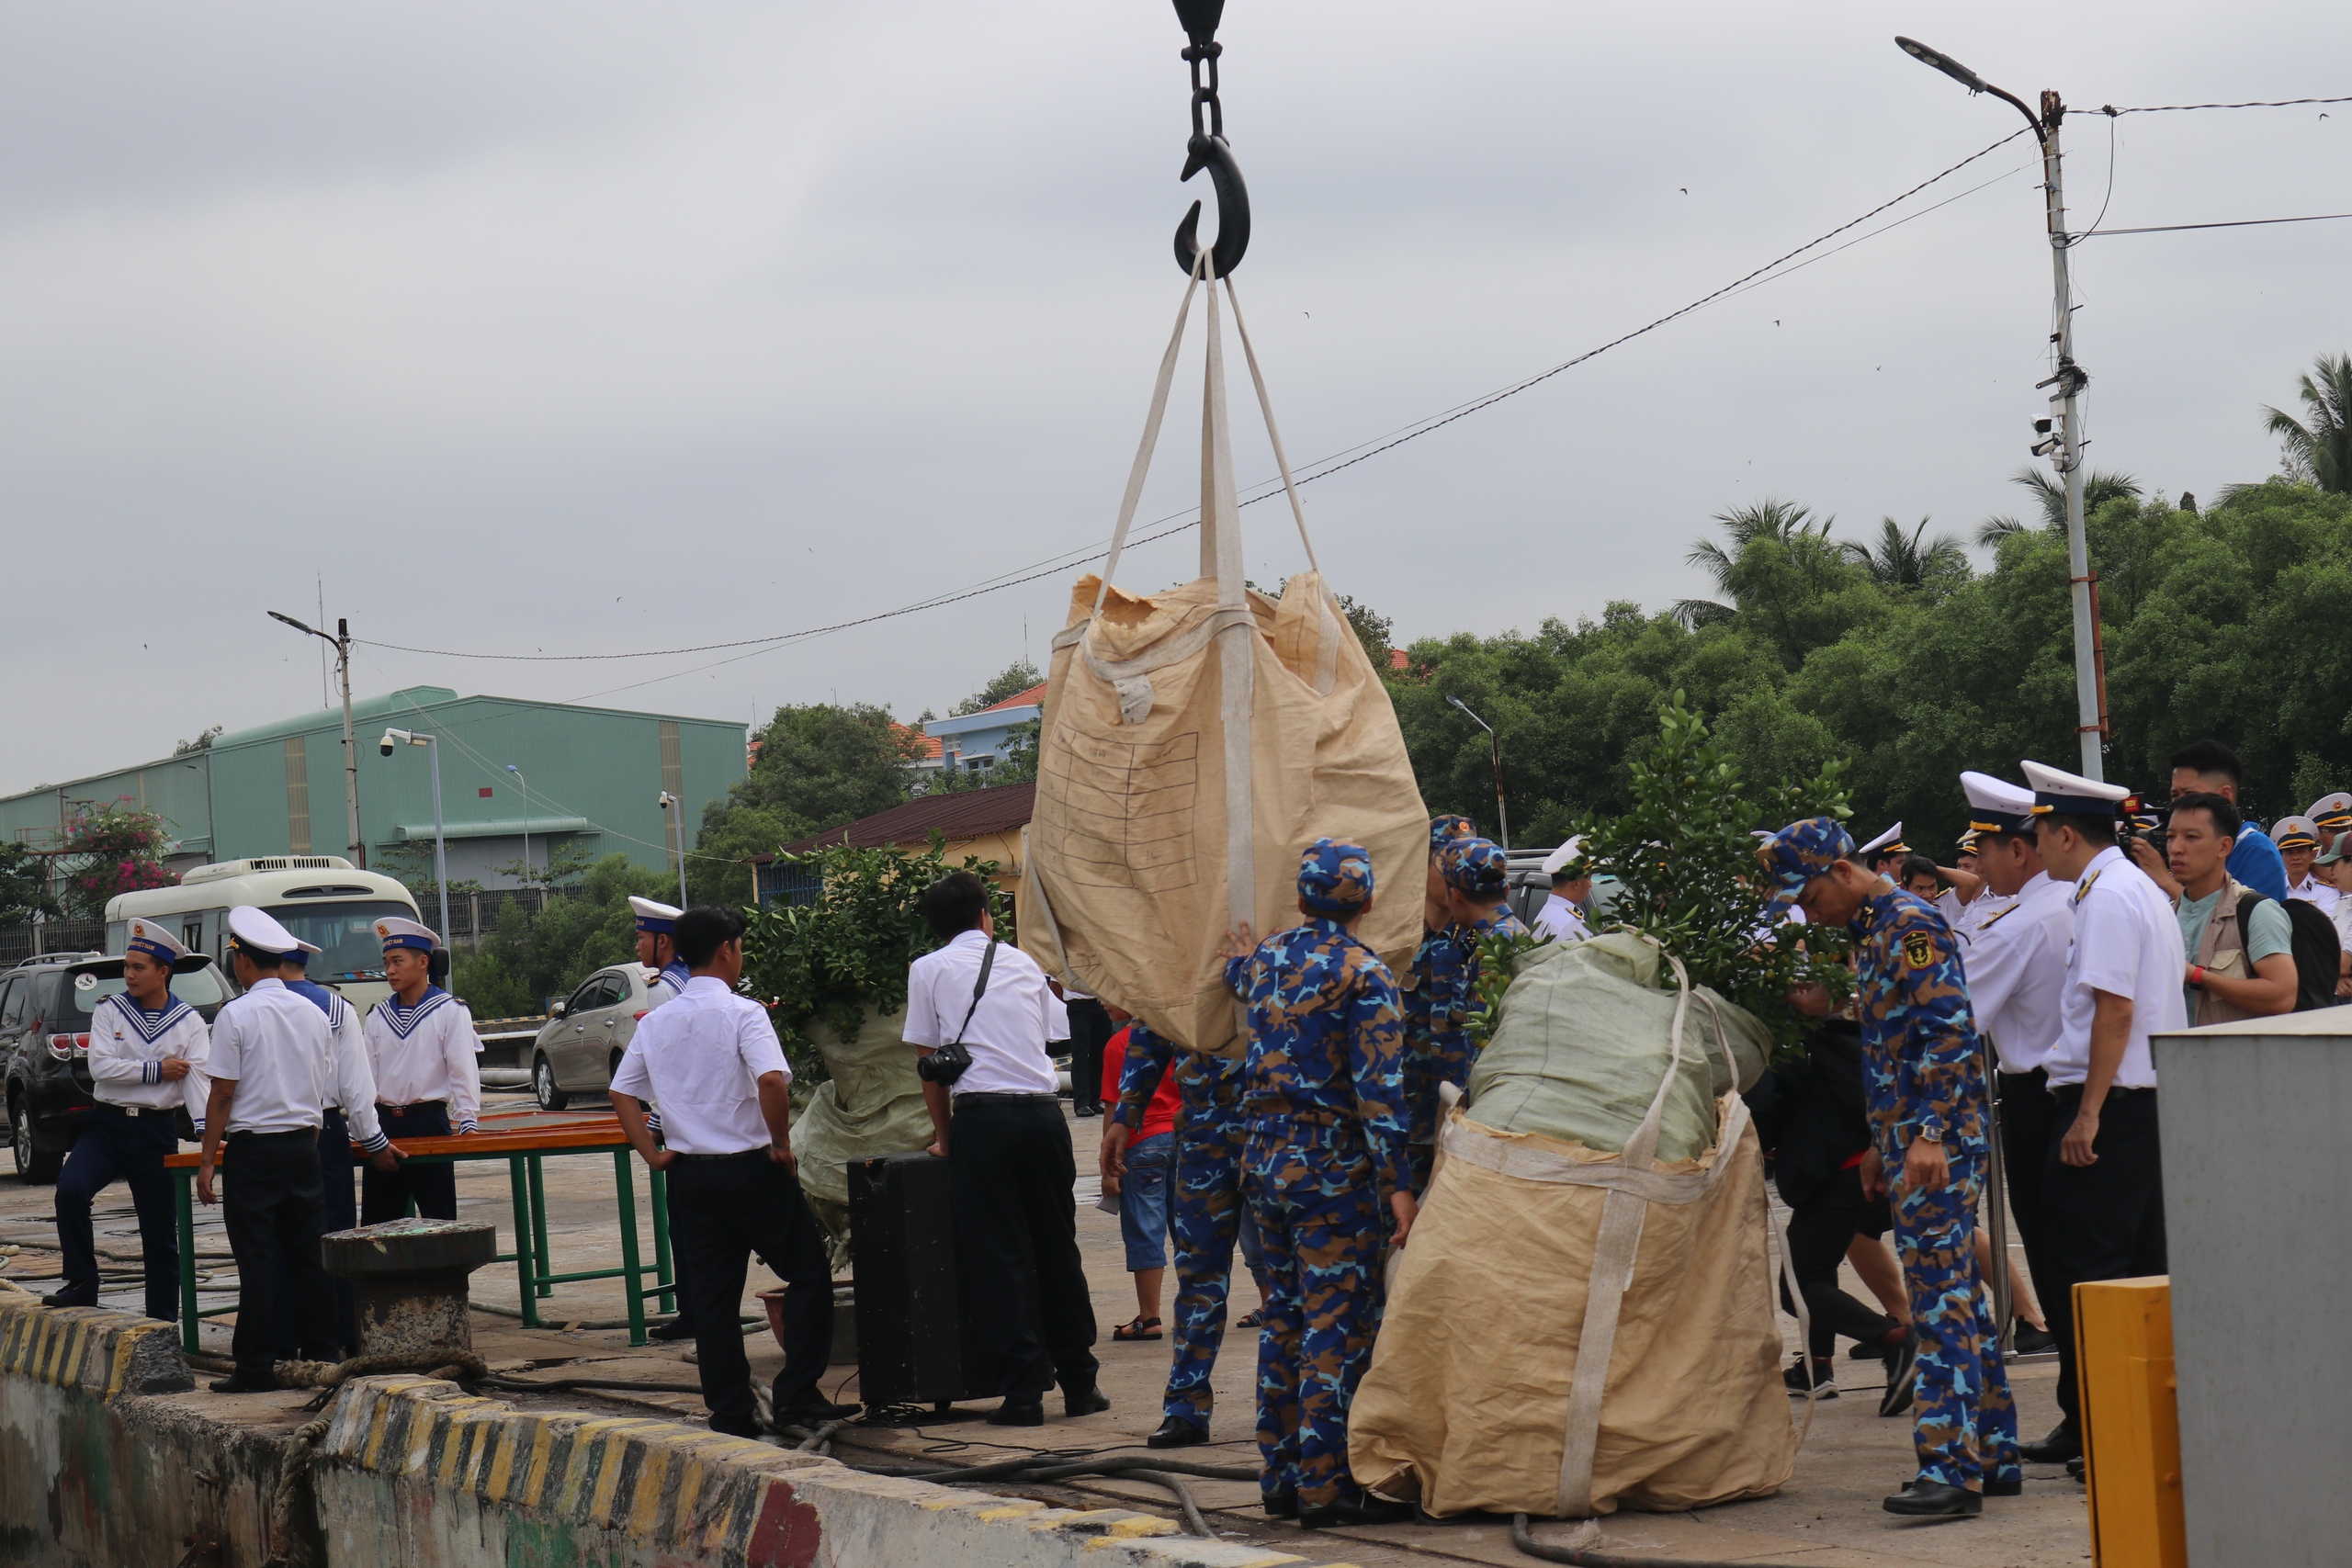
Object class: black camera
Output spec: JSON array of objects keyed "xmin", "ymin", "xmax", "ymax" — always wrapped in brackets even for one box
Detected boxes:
[{"xmin": 916, "ymin": 1041, "xmax": 972, "ymax": 1086}]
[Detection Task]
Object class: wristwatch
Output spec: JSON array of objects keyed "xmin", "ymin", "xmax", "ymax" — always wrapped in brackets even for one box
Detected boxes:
[{"xmin": 2188, "ymin": 964, "xmax": 2207, "ymax": 989}]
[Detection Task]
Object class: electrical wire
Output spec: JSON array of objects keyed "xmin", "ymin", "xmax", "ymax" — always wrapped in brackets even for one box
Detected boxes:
[
  {"xmin": 2100, "ymin": 95, "xmax": 2352, "ymax": 115},
  {"xmin": 348, "ymin": 126, "xmax": 2033, "ymax": 677},
  {"xmin": 2074, "ymin": 210, "xmax": 2352, "ymax": 237},
  {"xmin": 2068, "ymin": 113, "xmax": 2120, "ymax": 244}
]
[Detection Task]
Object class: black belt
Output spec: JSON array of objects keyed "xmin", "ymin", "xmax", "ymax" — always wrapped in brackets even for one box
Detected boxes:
[
  {"xmin": 673, "ymin": 1147, "xmax": 772, "ymax": 1163},
  {"xmin": 378, "ymin": 1100, "xmax": 447, "ymax": 1113},
  {"xmin": 953, "ymin": 1091, "xmax": 1059, "ymax": 1104},
  {"xmin": 2052, "ymin": 1083, "xmax": 2154, "ymax": 1105},
  {"xmin": 228, "ymin": 1127, "xmax": 322, "ymax": 1143},
  {"xmin": 95, "ymin": 1103, "xmax": 174, "ymax": 1120}
]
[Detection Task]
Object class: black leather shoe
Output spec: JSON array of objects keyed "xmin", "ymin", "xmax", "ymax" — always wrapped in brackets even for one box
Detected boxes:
[
  {"xmin": 2019, "ymin": 1418, "xmax": 2080, "ymax": 1464},
  {"xmin": 1148, "ymin": 1416, "xmax": 1209, "ymax": 1449},
  {"xmin": 2011, "ymin": 1324, "xmax": 2057, "ymax": 1356},
  {"xmin": 209, "ymin": 1372, "xmax": 277, "ymax": 1394},
  {"xmin": 648, "ymin": 1318, "xmax": 695, "ymax": 1342},
  {"xmin": 774, "ymin": 1400, "xmax": 861, "ymax": 1429},
  {"xmin": 1298, "ymin": 1492, "xmax": 1413, "ymax": 1529},
  {"xmin": 708, "ymin": 1417, "xmax": 763, "ymax": 1440},
  {"xmin": 1878, "ymin": 1337, "xmax": 1919, "ymax": 1418},
  {"xmin": 1261, "ymin": 1491, "xmax": 1298, "ymax": 1519},
  {"xmin": 1073, "ymin": 1104, "xmax": 1100, "ymax": 1119},
  {"xmin": 1983, "ymin": 1477, "xmax": 2023, "ymax": 1496},
  {"xmin": 41, "ymin": 1287, "xmax": 96, "ymax": 1310},
  {"xmin": 1883, "ymin": 1479, "xmax": 1982, "ymax": 1517},
  {"xmin": 988, "ymin": 1399, "xmax": 1046, "ymax": 1427},
  {"xmin": 1063, "ymin": 1384, "xmax": 1110, "ymax": 1418}
]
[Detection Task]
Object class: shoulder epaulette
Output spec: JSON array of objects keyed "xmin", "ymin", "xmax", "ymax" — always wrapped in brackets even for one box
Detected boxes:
[{"xmin": 2074, "ymin": 868, "xmax": 2104, "ymax": 905}]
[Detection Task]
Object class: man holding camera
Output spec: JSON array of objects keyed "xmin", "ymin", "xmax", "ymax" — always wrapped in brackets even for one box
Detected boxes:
[
  {"xmin": 907, "ymin": 872, "xmax": 1104, "ymax": 1427},
  {"xmin": 609, "ymin": 905, "xmax": 848, "ymax": 1439}
]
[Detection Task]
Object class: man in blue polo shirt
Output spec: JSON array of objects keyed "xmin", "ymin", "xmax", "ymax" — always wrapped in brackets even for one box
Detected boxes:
[{"xmin": 2133, "ymin": 739, "xmax": 2289, "ymax": 903}]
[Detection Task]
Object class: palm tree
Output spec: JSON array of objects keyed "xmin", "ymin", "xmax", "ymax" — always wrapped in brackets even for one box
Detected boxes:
[
  {"xmin": 2263, "ymin": 352, "xmax": 2352, "ymax": 492},
  {"xmin": 1974, "ymin": 466, "xmax": 2143, "ymax": 546},
  {"xmin": 1844, "ymin": 516, "xmax": 1968, "ymax": 589},
  {"xmin": 1677, "ymin": 499, "xmax": 1834, "ymax": 626}
]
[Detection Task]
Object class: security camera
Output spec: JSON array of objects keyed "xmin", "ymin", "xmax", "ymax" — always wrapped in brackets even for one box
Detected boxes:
[
  {"xmin": 379, "ymin": 736, "xmax": 396, "ymax": 757},
  {"xmin": 2032, "ymin": 418, "xmax": 2052, "ymax": 435}
]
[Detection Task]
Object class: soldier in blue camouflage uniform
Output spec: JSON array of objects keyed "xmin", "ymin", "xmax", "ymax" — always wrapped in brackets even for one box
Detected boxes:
[
  {"xmin": 1222, "ymin": 839, "xmax": 1417, "ymax": 1529},
  {"xmin": 1101, "ymin": 1021, "xmax": 1271, "ymax": 1449},
  {"xmin": 1400, "ymin": 815, "xmax": 1476, "ymax": 1192},
  {"xmin": 1759, "ymin": 818, "xmax": 2019, "ymax": 1519},
  {"xmin": 1408, "ymin": 837, "xmax": 1528, "ymax": 1175}
]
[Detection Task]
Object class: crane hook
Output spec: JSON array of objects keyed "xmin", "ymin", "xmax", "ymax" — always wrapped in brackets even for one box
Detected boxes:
[{"xmin": 1170, "ymin": 0, "xmax": 1250, "ymax": 276}]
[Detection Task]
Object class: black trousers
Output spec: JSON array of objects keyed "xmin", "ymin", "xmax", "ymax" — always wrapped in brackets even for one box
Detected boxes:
[
  {"xmin": 949, "ymin": 1095, "xmax": 1099, "ymax": 1402},
  {"xmin": 55, "ymin": 1107, "xmax": 179, "ymax": 1320},
  {"xmin": 275, "ymin": 1110, "xmax": 358, "ymax": 1357},
  {"xmin": 1066, "ymin": 999, "xmax": 1113, "ymax": 1112},
  {"xmin": 666, "ymin": 1152, "xmax": 832, "ymax": 1430},
  {"xmin": 1997, "ymin": 1069, "xmax": 2060, "ymax": 1325},
  {"xmin": 363, "ymin": 1103, "xmax": 457, "ymax": 1223},
  {"xmin": 224, "ymin": 1130, "xmax": 338, "ymax": 1379},
  {"xmin": 2042, "ymin": 1089, "xmax": 2166, "ymax": 1423},
  {"xmin": 1781, "ymin": 1166, "xmax": 1899, "ymax": 1360}
]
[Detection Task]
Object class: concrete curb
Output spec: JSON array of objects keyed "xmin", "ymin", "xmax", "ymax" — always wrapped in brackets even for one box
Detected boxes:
[
  {"xmin": 320, "ymin": 1375, "xmax": 1342, "ymax": 1568},
  {"xmin": 0, "ymin": 1292, "xmax": 193, "ymax": 1399}
]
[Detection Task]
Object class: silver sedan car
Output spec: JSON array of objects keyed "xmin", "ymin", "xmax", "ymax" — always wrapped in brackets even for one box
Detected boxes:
[{"xmin": 530, "ymin": 963, "xmax": 658, "ymax": 1111}]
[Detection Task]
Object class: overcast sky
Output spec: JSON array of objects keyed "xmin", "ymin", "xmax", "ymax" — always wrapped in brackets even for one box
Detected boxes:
[{"xmin": 4, "ymin": 1, "xmax": 2345, "ymax": 795}]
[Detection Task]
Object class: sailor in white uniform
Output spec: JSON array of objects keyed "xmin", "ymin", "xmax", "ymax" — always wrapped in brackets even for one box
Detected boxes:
[
  {"xmin": 625, "ymin": 896, "xmax": 699, "ymax": 1338},
  {"xmin": 2269, "ymin": 814, "xmax": 2338, "ymax": 915},
  {"xmin": 1855, "ymin": 821, "xmax": 1909, "ymax": 882},
  {"xmin": 46, "ymin": 919, "xmax": 212, "ymax": 1320},
  {"xmin": 360, "ymin": 918, "xmax": 481, "ymax": 1223},
  {"xmin": 198, "ymin": 908, "xmax": 396, "ymax": 1393},
  {"xmin": 1532, "ymin": 838, "xmax": 1594, "ymax": 944}
]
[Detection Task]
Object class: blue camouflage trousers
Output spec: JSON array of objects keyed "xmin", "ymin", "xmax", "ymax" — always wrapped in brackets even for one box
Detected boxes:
[
  {"xmin": 1244, "ymin": 1120, "xmax": 1385, "ymax": 1509},
  {"xmin": 1164, "ymin": 1060, "xmax": 1268, "ymax": 1426},
  {"xmin": 1892, "ymin": 1147, "xmax": 2019, "ymax": 1490}
]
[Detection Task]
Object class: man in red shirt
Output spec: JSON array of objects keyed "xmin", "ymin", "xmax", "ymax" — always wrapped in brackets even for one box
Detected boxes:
[{"xmin": 1099, "ymin": 1014, "xmax": 1182, "ymax": 1338}]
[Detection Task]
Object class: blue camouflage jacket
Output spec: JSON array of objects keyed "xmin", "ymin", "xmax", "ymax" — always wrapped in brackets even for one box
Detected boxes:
[
  {"xmin": 1223, "ymin": 919, "xmax": 1410, "ymax": 1197},
  {"xmin": 1849, "ymin": 884, "xmax": 1989, "ymax": 1160}
]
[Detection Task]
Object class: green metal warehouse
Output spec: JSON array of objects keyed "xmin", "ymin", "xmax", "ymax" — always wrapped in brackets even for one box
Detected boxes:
[{"xmin": 0, "ymin": 687, "xmax": 747, "ymax": 888}]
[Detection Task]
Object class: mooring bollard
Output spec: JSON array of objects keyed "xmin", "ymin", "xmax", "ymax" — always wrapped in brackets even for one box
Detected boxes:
[{"xmin": 321, "ymin": 1219, "xmax": 498, "ymax": 1359}]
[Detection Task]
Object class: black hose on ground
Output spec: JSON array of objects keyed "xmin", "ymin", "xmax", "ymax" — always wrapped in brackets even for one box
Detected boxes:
[
  {"xmin": 839, "ymin": 1450, "xmax": 1256, "ymax": 1540},
  {"xmin": 480, "ymin": 1373, "xmax": 707, "ymax": 1394},
  {"xmin": 1510, "ymin": 1513, "xmax": 1815, "ymax": 1568}
]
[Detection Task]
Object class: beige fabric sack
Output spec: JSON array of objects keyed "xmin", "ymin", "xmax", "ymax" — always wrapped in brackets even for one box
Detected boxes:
[
  {"xmin": 1349, "ymin": 952, "xmax": 1804, "ymax": 1518},
  {"xmin": 1018, "ymin": 257, "xmax": 1426, "ymax": 1055},
  {"xmin": 788, "ymin": 1004, "xmax": 934, "ymax": 1271}
]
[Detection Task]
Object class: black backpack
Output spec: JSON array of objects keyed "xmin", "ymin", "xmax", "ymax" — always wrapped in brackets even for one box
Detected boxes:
[{"xmin": 2235, "ymin": 891, "xmax": 2342, "ymax": 1011}]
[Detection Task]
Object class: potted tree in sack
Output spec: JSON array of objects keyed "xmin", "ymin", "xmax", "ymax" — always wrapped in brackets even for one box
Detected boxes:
[{"xmin": 741, "ymin": 836, "xmax": 1013, "ymax": 1268}]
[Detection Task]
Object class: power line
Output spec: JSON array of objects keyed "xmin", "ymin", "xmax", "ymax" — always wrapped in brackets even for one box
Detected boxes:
[
  {"xmin": 2076, "ymin": 211, "xmax": 2352, "ymax": 237},
  {"xmin": 354, "ymin": 125, "xmax": 2035, "ymax": 675},
  {"xmin": 2100, "ymin": 95, "xmax": 2352, "ymax": 116}
]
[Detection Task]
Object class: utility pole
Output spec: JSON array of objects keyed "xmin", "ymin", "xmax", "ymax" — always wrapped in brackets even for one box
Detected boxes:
[
  {"xmin": 1896, "ymin": 39, "xmax": 2107, "ymax": 778},
  {"xmin": 268, "ymin": 610, "xmax": 370, "ymax": 864},
  {"xmin": 1445, "ymin": 695, "xmax": 1510, "ymax": 851}
]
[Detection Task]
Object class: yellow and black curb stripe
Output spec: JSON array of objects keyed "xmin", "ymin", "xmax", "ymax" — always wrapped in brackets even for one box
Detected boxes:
[{"xmin": 0, "ymin": 1295, "xmax": 192, "ymax": 1399}]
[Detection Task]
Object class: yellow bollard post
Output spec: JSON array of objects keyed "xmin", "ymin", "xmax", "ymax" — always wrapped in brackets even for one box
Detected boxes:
[{"xmin": 2077, "ymin": 1275, "xmax": 2186, "ymax": 1568}]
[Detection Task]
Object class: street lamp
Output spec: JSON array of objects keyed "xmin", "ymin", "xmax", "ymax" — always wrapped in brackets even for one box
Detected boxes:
[
  {"xmin": 380, "ymin": 728, "xmax": 449, "ymax": 948},
  {"xmin": 504, "ymin": 764, "xmax": 530, "ymax": 895},
  {"xmin": 1444, "ymin": 695, "xmax": 1510, "ymax": 852},
  {"xmin": 1894, "ymin": 35, "xmax": 2106, "ymax": 779},
  {"xmin": 657, "ymin": 791, "xmax": 688, "ymax": 908},
  {"xmin": 266, "ymin": 610, "xmax": 367, "ymax": 863}
]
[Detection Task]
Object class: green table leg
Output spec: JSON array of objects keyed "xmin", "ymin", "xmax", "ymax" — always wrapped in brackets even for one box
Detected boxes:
[
  {"xmin": 527, "ymin": 1156, "xmax": 552, "ymax": 1299},
  {"xmin": 175, "ymin": 1169, "xmax": 198, "ymax": 1355},
  {"xmin": 648, "ymin": 1167, "xmax": 674, "ymax": 1315},
  {"xmin": 613, "ymin": 1150, "xmax": 647, "ymax": 1348},
  {"xmin": 507, "ymin": 1155, "xmax": 538, "ymax": 1329}
]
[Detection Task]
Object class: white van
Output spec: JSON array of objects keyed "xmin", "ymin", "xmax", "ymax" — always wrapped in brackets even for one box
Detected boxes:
[{"xmin": 107, "ymin": 856, "xmax": 424, "ymax": 1014}]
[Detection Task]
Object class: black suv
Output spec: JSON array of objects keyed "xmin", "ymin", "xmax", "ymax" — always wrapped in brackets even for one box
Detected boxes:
[{"xmin": 1, "ymin": 952, "xmax": 232, "ymax": 1184}]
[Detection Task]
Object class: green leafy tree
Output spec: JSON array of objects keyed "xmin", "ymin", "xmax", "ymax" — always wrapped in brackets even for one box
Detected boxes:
[
  {"xmin": 490, "ymin": 840, "xmax": 594, "ymax": 890},
  {"xmin": 741, "ymin": 837, "xmax": 1012, "ymax": 1087},
  {"xmin": 56, "ymin": 799, "xmax": 179, "ymax": 918},
  {"xmin": 0, "ymin": 843, "xmax": 60, "ymax": 925},
  {"xmin": 2263, "ymin": 352, "xmax": 2352, "ymax": 492},
  {"xmin": 1842, "ymin": 516, "xmax": 1968, "ymax": 594},
  {"xmin": 1975, "ymin": 466, "xmax": 2143, "ymax": 544},
  {"xmin": 1336, "ymin": 592, "xmax": 1394, "ymax": 670},
  {"xmin": 690, "ymin": 702, "xmax": 926, "ymax": 905},
  {"xmin": 373, "ymin": 840, "xmax": 484, "ymax": 903},
  {"xmin": 450, "ymin": 853, "xmax": 676, "ymax": 1018},
  {"xmin": 952, "ymin": 660, "xmax": 1044, "ymax": 716}
]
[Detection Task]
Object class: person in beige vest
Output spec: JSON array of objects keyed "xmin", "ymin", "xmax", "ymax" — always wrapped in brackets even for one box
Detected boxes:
[{"xmin": 2166, "ymin": 794, "xmax": 2300, "ymax": 1026}]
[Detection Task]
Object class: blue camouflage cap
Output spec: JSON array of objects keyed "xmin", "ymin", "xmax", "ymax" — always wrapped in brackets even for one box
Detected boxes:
[
  {"xmin": 1756, "ymin": 818, "xmax": 1854, "ymax": 910},
  {"xmin": 1439, "ymin": 836, "xmax": 1510, "ymax": 896},
  {"xmin": 1298, "ymin": 837, "xmax": 1376, "ymax": 914},
  {"xmin": 1430, "ymin": 814, "xmax": 1476, "ymax": 852}
]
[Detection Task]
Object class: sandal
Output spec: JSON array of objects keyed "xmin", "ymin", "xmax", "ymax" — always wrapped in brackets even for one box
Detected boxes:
[
  {"xmin": 1234, "ymin": 1309, "xmax": 1265, "ymax": 1330},
  {"xmin": 1113, "ymin": 1316, "xmax": 1163, "ymax": 1341}
]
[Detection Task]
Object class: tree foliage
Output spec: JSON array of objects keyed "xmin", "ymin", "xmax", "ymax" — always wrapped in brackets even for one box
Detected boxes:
[
  {"xmin": 741, "ymin": 837, "xmax": 1012, "ymax": 1086},
  {"xmin": 689, "ymin": 702, "xmax": 926, "ymax": 905},
  {"xmin": 450, "ymin": 853, "xmax": 675, "ymax": 1018},
  {"xmin": 0, "ymin": 843, "xmax": 60, "ymax": 925},
  {"xmin": 56, "ymin": 799, "xmax": 179, "ymax": 917},
  {"xmin": 952, "ymin": 660, "xmax": 1043, "ymax": 716},
  {"xmin": 2264, "ymin": 352, "xmax": 2352, "ymax": 493}
]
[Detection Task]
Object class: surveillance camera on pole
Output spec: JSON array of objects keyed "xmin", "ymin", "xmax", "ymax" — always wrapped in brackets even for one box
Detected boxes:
[
  {"xmin": 379, "ymin": 728, "xmax": 450, "ymax": 947},
  {"xmin": 269, "ymin": 609, "xmax": 367, "ymax": 866},
  {"xmin": 657, "ymin": 792, "xmax": 687, "ymax": 908}
]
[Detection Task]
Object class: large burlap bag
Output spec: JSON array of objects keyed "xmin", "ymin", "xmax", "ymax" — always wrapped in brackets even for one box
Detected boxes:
[
  {"xmin": 1349, "ymin": 950, "xmax": 1800, "ymax": 1517},
  {"xmin": 788, "ymin": 1004, "xmax": 933, "ymax": 1270},
  {"xmin": 1018, "ymin": 260, "xmax": 1425, "ymax": 1054}
]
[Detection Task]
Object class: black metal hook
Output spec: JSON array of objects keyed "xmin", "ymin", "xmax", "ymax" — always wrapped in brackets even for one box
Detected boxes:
[{"xmin": 1170, "ymin": 0, "xmax": 1250, "ymax": 276}]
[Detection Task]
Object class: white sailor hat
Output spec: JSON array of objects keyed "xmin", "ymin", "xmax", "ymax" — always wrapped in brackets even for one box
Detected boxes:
[
  {"xmin": 2305, "ymin": 792, "xmax": 2352, "ymax": 834},
  {"xmin": 1541, "ymin": 837, "xmax": 1587, "ymax": 878},
  {"xmin": 1855, "ymin": 821, "xmax": 1908, "ymax": 858},
  {"xmin": 228, "ymin": 906, "xmax": 311, "ymax": 958},
  {"xmin": 2021, "ymin": 759, "xmax": 2137, "ymax": 818},
  {"xmin": 374, "ymin": 916, "xmax": 443, "ymax": 953},
  {"xmin": 1962, "ymin": 772, "xmax": 2038, "ymax": 836},
  {"xmin": 628, "ymin": 896, "xmax": 682, "ymax": 935},
  {"xmin": 2270, "ymin": 814, "xmax": 2321, "ymax": 852},
  {"xmin": 124, "ymin": 918, "xmax": 192, "ymax": 966}
]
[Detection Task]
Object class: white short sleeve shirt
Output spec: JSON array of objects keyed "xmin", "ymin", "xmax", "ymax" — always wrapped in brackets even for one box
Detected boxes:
[
  {"xmin": 1956, "ymin": 872, "xmax": 2073, "ymax": 1075},
  {"xmin": 607, "ymin": 976, "xmax": 789, "ymax": 1155},
  {"xmin": 902, "ymin": 931, "xmax": 1066, "ymax": 1097},
  {"xmin": 2046, "ymin": 847, "xmax": 2188, "ymax": 1089}
]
